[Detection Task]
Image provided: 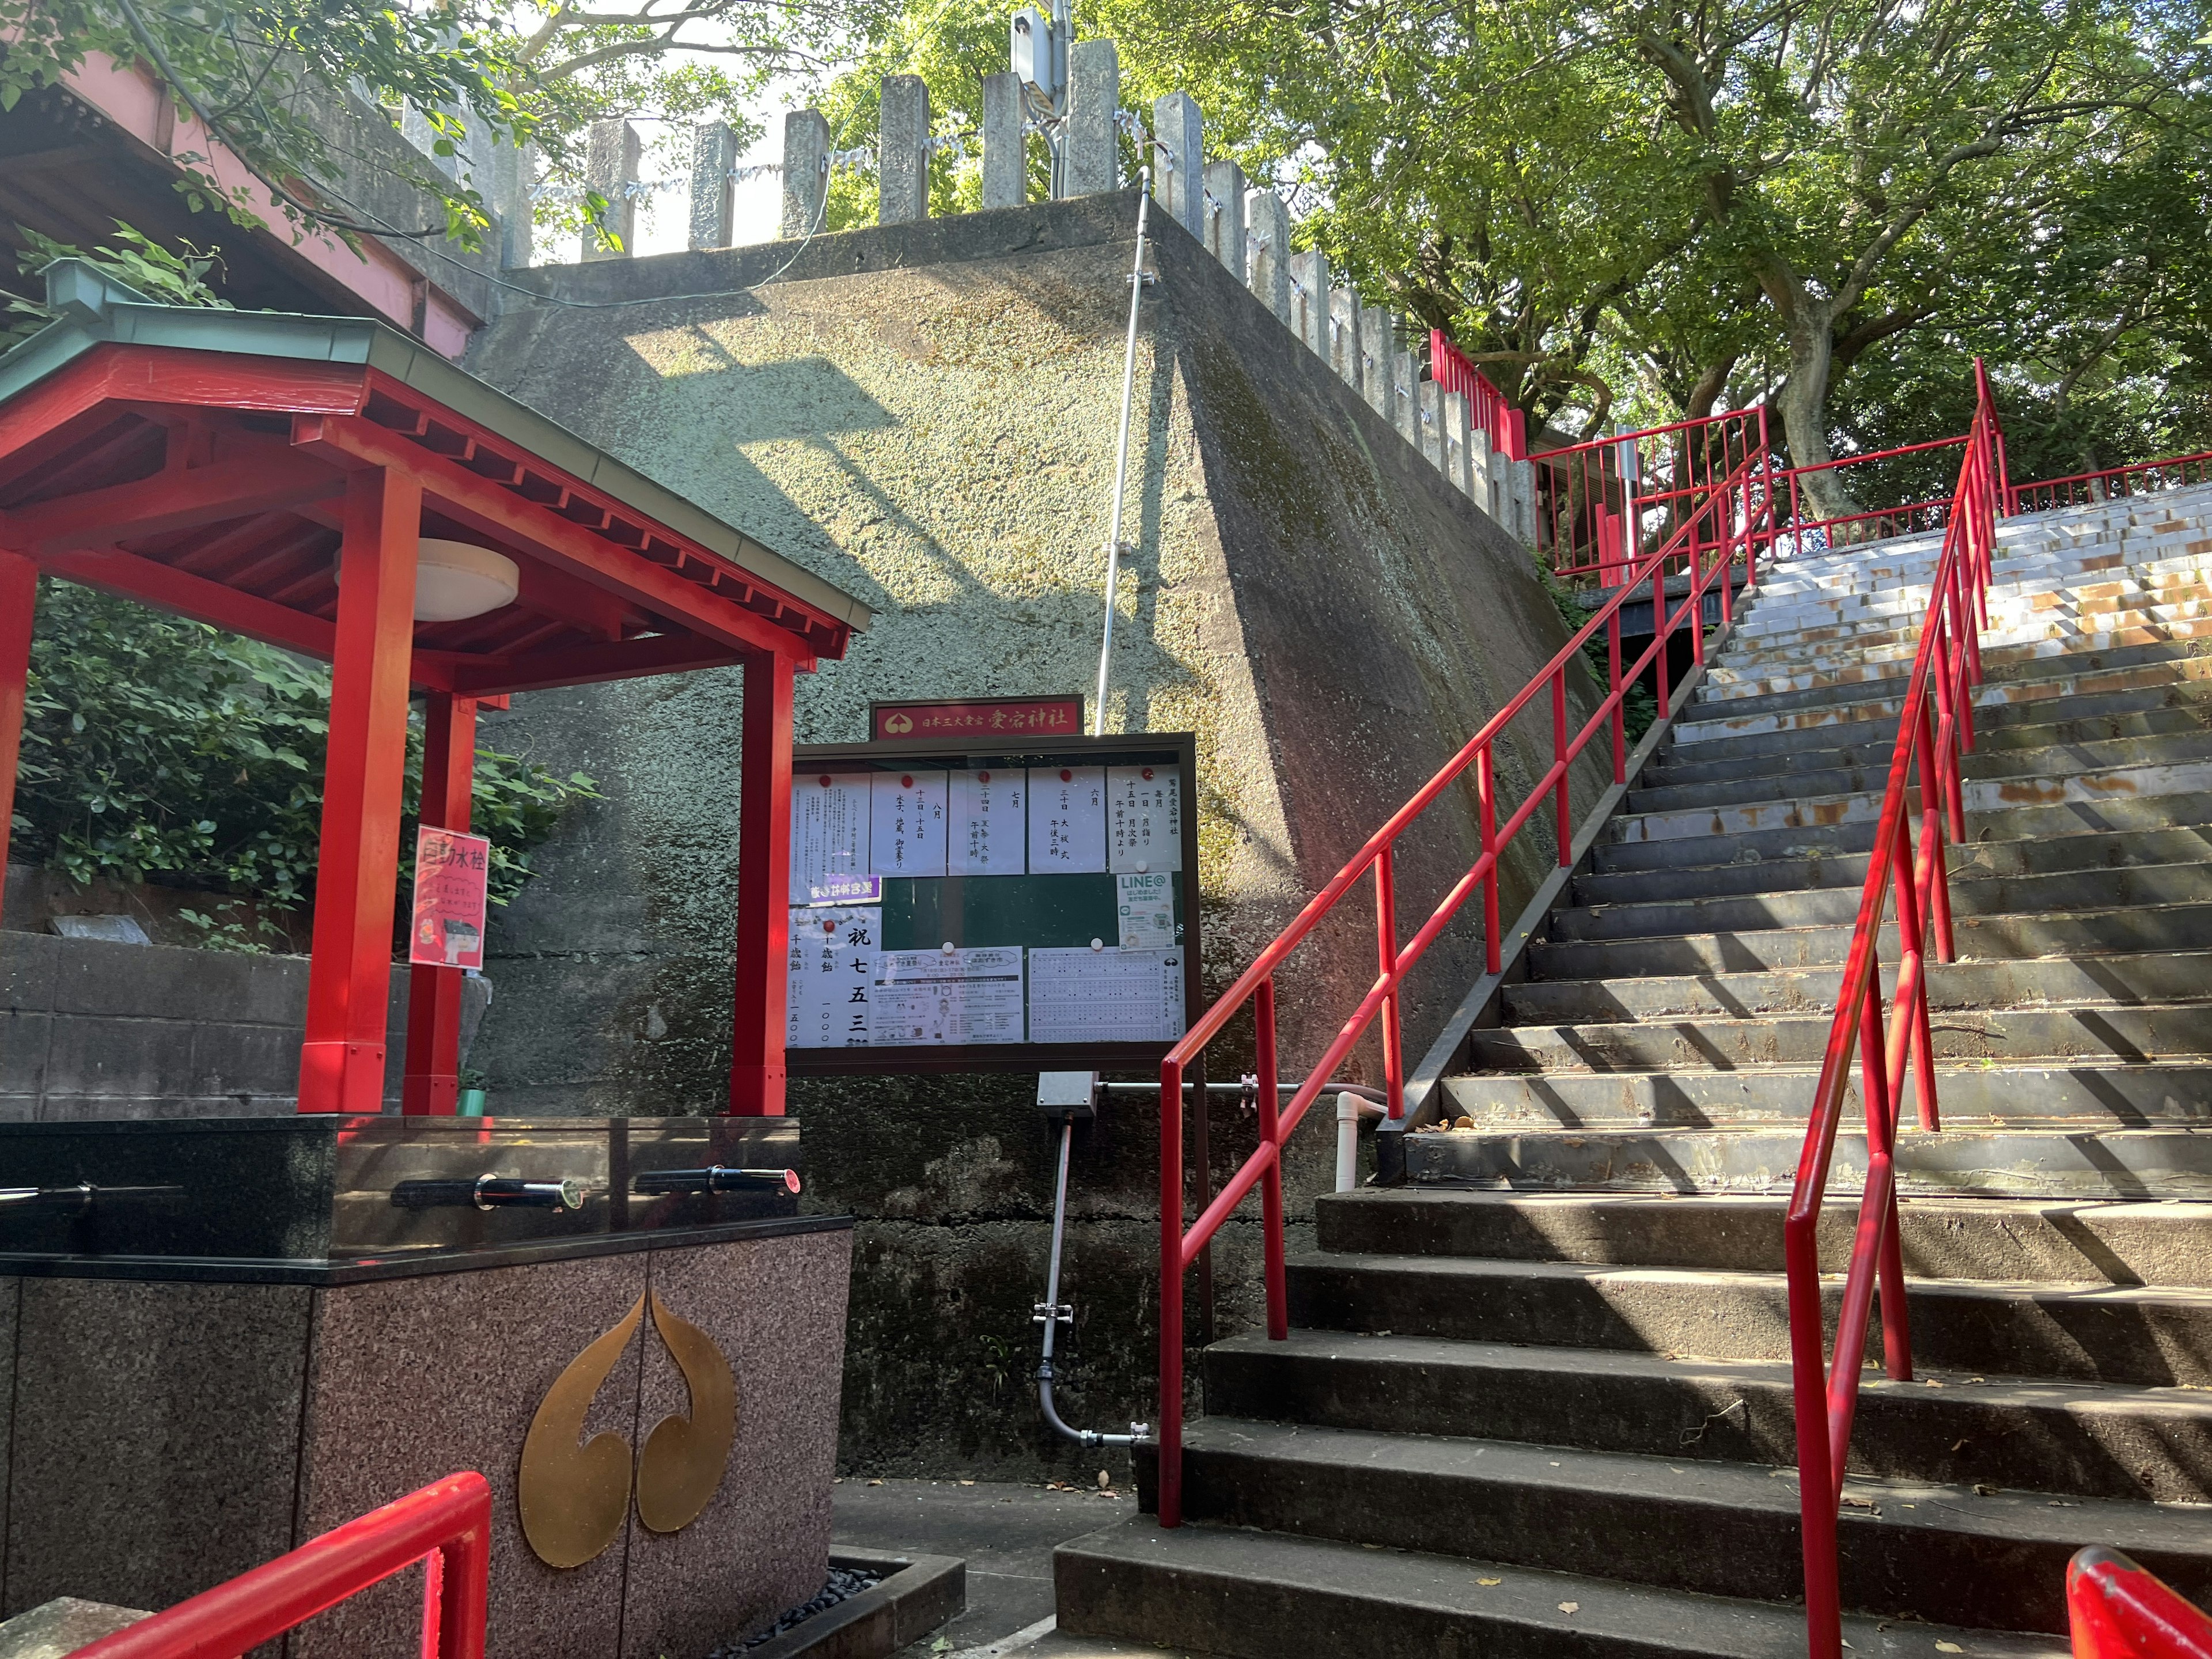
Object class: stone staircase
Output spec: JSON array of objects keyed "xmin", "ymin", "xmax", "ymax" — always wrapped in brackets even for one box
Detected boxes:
[{"xmin": 1055, "ymin": 486, "xmax": 2212, "ymax": 1657}]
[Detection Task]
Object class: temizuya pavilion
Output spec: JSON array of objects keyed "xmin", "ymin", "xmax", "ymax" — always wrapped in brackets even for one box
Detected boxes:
[{"xmin": 0, "ymin": 262, "xmax": 872, "ymax": 1116}]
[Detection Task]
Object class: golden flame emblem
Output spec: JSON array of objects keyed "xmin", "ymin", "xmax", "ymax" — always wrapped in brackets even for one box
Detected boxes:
[{"xmin": 517, "ymin": 1290, "xmax": 737, "ymax": 1567}]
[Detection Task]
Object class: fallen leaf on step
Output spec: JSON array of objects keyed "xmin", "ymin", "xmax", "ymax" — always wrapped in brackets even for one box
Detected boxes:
[
  {"xmin": 1558, "ymin": 1603, "xmax": 1580, "ymax": 1615},
  {"xmin": 1478, "ymin": 1578, "xmax": 1502, "ymax": 1586},
  {"xmin": 1936, "ymin": 1643, "xmax": 1965, "ymax": 1653},
  {"xmin": 1840, "ymin": 1495, "xmax": 1875, "ymax": 1509}
]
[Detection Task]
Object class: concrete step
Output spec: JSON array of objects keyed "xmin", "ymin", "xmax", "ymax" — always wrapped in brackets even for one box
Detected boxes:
[
  {"xmin": 1312, "ymin": 1190, "xmax": 2212, "ymax": 1285},
  {"xmin": 1605, "ymin": 759, "xmax": 2212, "ymax": 845},
  {"xmin": 1548, "ymin": 860, "xmax": 2212, "ymax": 940},
  {"xmin": 1585, "ymin": 794, "xmax": 2212, "ymax": 875},
  {"xmin": 1160, "ymin": 1418, "xmax": 2212, "ymax": 1630},
  {"xmin": 1639, "ymin": 697, "xmax": 2212, "ymax": 790},
  {"xmin": 1463, "ymin": 1000, "xmax": 2212, "ymax": 1074},
  {"xmin": 1647, "ymin": 683, "xmax": 2212, "ymax": 775},
  {"xmin": 1624, "ymin": 730, "xmax": 2212, "ymax": 816},
  {"xmin": 1702, "ymin": 620, "xmax": 2212, "ymax": 701},
  {"xmin": 1686, "ymin": 637, "xmax": 2211, "ymax": 725},
  {"xmin": 1428, "ymin": 1061, "xmax": 2212, "ymax": 1130},
  {"xmin": 1572, "ymin": 824, "xmax": 2212, "ymax": 906},
  {"xmin": 1199, "ymin": 1328, "xmax": 2212, "ymax": 1503},
  {"xmin": 1285, "ymin": 1248, "xmax": 2212, "ymax": 1381},
  {"xmin": 1529, "ymin": 904, "xmax": 2212, "ymax": 975},
  {"xmin": 1502, "ymin": 950, "xmax": 2212, "ymax": 1024},
  {"xmin": 1056, "ymin": 1514, "xmax": 2069, "ymax": 1659},
  {"xmin": 1672, "ymin": 647, "xmax": 2212, "ymax": 744},
  {"xmin": 1733, "ymin": 558, "xmax": 2212, "ymax": 640},
  {"xmin": 1397, "ymin": 1123, "xmax": 2212, "ymax": 1199}
]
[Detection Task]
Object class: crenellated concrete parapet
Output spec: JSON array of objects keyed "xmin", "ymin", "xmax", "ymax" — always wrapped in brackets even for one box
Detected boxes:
[{"xmin": 543, "ymin": 55, "xmax": 1536, "ymax": 540}]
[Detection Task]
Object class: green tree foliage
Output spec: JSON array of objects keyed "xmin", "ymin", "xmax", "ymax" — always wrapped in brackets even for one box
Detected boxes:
[
  {"xmin": 12, "ymin": 582, "xmax": 596, "ymax": 950},
  {"xmin": 1046, "ymin": 0, "xmax": 2209, "ymax": 491},
  {"xmin": 1, "ymin": 222, "xmax": 230, "ymax": 352},
  {"xmin": 0, "ymin": 0, "xmax": 856, "ymax": 253}
]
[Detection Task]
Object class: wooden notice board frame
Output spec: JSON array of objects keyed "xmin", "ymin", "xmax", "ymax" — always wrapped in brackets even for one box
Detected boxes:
[{"xmin": 786, "ymin": 731, "xmax": 1202, "ymax": 1075}]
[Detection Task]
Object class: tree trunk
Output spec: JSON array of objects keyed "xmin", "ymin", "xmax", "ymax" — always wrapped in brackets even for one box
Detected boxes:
[{"xmin": 1776, "ymin": 312, "xmax": 1858, "ymax": 523}]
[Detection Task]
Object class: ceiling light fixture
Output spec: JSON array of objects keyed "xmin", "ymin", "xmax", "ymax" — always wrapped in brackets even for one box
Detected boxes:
[{"xmin": 414, "ymin": 539, "xmax": 520, "ymax": 622}]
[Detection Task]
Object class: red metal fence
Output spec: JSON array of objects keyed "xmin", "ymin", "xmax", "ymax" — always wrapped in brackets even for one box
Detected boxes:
[
  {"xmin": 1784, "ymin": 362, "xmax": 2004, "ymax": 1659},
  {"xmin": 2014, "ymin": 451, "xmax": 2212, "ymax": 517},
  {"xmin": 74, "ymin": 1472, "xmax": 493, "ymax": 1659},
  {"xmin": 1151, "ymin": 407, "xmax": 1778, "ymax": 1527},
  {"xmin": 2070, "ymin": 1547, "xmax": 2212, "ymax": 1659},
  {"xmin": 1429, "ymin": 331, "xmax": 1527, "ymax": 463},
  {"xmin": 1529, "ymin": 410, "xmax": 1775, "ymax": 584}
]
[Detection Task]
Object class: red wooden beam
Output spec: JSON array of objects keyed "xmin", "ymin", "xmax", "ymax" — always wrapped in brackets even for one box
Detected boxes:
[
  {"xmin": 298, "ymin": 467, "xmax": 422, "ymax": 1115},
  {"xmin": 292, "ymin": 414, "xmax": 833, "ymax": 663},
  {"xmin": 728, "ymin": 648, "xmax": 793, "ymax": 1116},
  {"xmin": 36, "ymin": 544, "xmax": 338, "ymax": 660},
  {"xmin": 0, "ymin": 552, "xmax": 35, "ymax": 933},
  {"xmin": 402, "ymin": 692, "xmax": 478, "ymax": 1116},
  {"xmin": 452, "ymin": 631, "xmax": 748, "ymax": 696},
  {"xmin": 0, "ymin": 451, "xmax": 342, "ymax": 554}
]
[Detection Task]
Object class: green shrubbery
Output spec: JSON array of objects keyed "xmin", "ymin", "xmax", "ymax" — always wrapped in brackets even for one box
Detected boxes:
[{"xmin": 12, "ymin": 580, "xmax": 594, "ymax": 951}]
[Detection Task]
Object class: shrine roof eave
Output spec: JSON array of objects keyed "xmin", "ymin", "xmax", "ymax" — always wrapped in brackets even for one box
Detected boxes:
[{"xmin": 0, "ymin": 261, "xmax": 873, "ymax": 640}]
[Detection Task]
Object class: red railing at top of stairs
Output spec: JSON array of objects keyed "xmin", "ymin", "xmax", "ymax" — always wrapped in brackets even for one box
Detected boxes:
[
  {"xmin": 1786, "ymin": 362, "xmax": 2004, "ymax": 1659},
  {"xmin": 2070, "ymin": 1547, "xmax": 2212, "ymax": 1659},
  {"xmin": 1430, "ymin": 331, "xmax": 1528, "ymax": 462},
  {"xmin": 1152, "ymin": 404, "xmax": 1777, "ymax": 1529},
  {"xmin": 73, "ymin": 1472, "xmax": 493, "ymax": 1659}
]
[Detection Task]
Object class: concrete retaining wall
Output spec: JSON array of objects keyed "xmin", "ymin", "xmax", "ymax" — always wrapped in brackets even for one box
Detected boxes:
[
  {"xmin": 459, "ymin": 191, "xmax": 1605, "ymax": 1477},
  {"xmin": 0, "ymin": 930, "xmax": 487, "ymax": 1119}
]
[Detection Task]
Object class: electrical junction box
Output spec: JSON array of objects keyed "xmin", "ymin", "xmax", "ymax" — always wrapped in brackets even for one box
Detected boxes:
[
  {"xmin": 1010, "ymin": 8, "xmax": 1059, "ymax": 97},
  {"xmin": 1037, "ymin": 1071, "xmax": 1098, "ymax": 1122}
]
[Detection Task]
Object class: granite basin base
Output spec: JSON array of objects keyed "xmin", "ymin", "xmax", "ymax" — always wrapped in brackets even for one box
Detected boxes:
[{"xmin": 0, "ymin": 1213, "xmax": 854, "ymax": 1659}]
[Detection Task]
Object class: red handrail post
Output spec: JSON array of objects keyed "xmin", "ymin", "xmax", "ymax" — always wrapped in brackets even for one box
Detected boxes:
[
  {"xmin": 2069, "ymin": 1547, "xmax": 2212, "ymax": 1659},
  {"xmin": 1254, "ymin": 977, "xmax": 1289, "ymax": 1339},
  {"xmin": 73, "ymin": 1473, "xmax": 493, "ymax": 1659},
  {"xmin": 1376, "ymin": 847, "xmax": 1404, "ymax": 1116},
  {"xmin": 1608, "ymin": 606, "xmax": 1626, "ymax": 785},
  {"xmin": 1551, "ymin": 668, "xmax": 1571, "ymax": 868},
  {"xmin": 1478, "ymin": 745, "xmax": 1500, "ymax": 975},
  {"xmin": 1157, "ymin": 1051, "xmax": 1185, "ymax": 1528},
  {"xmin": 1651, "ymin": 556, "xmax": 1670, "ymax": 716}
]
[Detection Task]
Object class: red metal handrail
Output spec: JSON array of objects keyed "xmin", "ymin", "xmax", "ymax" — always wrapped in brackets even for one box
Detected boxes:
[
  {"xmin": 1530, "ymin": 410, "xmax": 1778, "ymax": 586},
  {"xmin": 2070, "ymin": 1547, "xmax": 2212, "ymax": 1659},
  {"xmin": 2014, "ymin": 450, "xmax": 2212, "ymax": 517},
  {"xmin": 1430, "ymin": 330, "xmax": 1528, "ymax": 461},
  {"xmin": 74, "ymin": 1472, "xmax": 493, "ymax": 1659},
  {"xmin": 1152, "ymin": 406, "xmax": 1777, "ymax": 1528},
  {"xmin": 1786, "ymin": 362, "xmax": 2004, "ymax": 1659}
]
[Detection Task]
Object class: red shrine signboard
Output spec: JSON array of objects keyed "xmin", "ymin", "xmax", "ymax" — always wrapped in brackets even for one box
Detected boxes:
[
  {"xmin": 410, "ymin": 827, "xmax": 493, "ymax": 969},
  {"xmin": 870, "ymin": 695, "xmax": 1084, "ymax": 743}
]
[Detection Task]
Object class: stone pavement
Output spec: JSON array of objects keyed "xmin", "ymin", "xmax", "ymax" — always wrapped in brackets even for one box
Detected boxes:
[{"xmin": 831, "ymin": 1478, "xmax": 1207, "ymax": 1658}]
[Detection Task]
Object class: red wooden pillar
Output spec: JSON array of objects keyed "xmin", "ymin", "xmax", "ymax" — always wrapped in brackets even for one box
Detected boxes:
[
  {"xmin": 299, "ymin": 468, "xmax": 421, "ymax": 1114},
  {"xmin": 0, "ymin": 552, "xmax": 35, "ymax": 932},
  {"xmin": 402, "ymin": 692, "xmax": 478, "ymax": 1115},
  {"xmin": 728, "ymin": 647, "xmax": 795, "ymax": 1115}
]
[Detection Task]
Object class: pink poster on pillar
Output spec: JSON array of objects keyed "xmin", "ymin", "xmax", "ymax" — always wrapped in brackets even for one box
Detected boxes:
[{"xmin": 410, "ymin": 826, "xmax": 491, "ymax": 969}]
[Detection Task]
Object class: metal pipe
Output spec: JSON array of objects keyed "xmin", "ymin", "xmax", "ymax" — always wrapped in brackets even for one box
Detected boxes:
[
  {"xmin": 1036, "ymin": 1117, "xmax": 1141, "ymax": 1449},
  {"xmin": 633, "ymin": 1166, "xmax": 801, "ymax": 1196},
  {"xmin": 391, "ymin": 1175, "xmax": 588, "ymax": 1212},
  {"xmin": 1092, "ymin": 168, "xmax": 1153, "ymax": 737}
]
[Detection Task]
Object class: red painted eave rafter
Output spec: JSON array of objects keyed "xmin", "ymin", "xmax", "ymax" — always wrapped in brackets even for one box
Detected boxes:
[
  {"xmin": 454, "ymin": 631, "xmax": 751, "ymax": 696},
  {"xmin": 0, "ymin": 450, "xmax": 342, "ymax": 554},
  {"xmin": 293, "ymin": 413, "xmax": 828, "ymax": 664}
]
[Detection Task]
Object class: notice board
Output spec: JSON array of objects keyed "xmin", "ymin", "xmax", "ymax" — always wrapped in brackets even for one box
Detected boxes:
[{"xmin": 785, "ymin": 731, "xmax": 1200, "ymax": 1074}]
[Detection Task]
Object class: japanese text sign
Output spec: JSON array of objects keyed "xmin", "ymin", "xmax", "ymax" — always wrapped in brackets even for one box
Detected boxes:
[{"xmin": 410, "ymin": 827, "xmax": 491, "ymax": 969}]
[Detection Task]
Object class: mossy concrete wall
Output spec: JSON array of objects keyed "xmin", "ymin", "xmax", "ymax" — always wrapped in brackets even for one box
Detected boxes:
[{"xmin": 463, "ymin": 192, "xmax": 1606, "ymax": 1477}]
